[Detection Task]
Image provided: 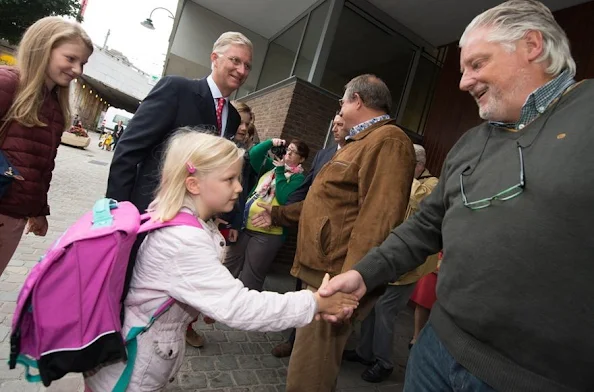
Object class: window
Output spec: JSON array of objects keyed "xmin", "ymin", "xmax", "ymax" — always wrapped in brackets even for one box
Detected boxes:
[
  {"xmin": 257, "ymin": 17, "xmax": 307, "ymax": 90},
  {"xmin": 400, "ymin": 54, "xmax": 441, "ymax": 134},
  {"xmin": 320, "ymin": 6, "xmax": 416, "ymax": 117},
  {"xmin": 112, "ymin": 114, "xmax": 131, "ymax": 126},
  {"xmin": 293, "ymin": 1, "xmax": 331, "ymax": 80}
]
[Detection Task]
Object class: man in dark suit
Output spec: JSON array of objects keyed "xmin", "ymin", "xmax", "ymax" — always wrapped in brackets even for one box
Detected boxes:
[
  {"xmin": 107, "ymin": 32, "xmax": 253, "ymax": 212},
  {"xmin": 286, "ymin": 114, "xmax": 347, "ymax": 205},
  {"xmin": 267, "ymin": 113, "xmax": 349, "ymax": 358},
  {"xmin": 106, "ymin": 31, "xmax": 253, "ymax": 348}
]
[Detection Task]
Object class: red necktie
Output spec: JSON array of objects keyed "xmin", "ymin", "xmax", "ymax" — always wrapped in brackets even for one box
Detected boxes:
[{"xmin": 216, "ymin": 98, "xmax": 225, "ymax": 135}]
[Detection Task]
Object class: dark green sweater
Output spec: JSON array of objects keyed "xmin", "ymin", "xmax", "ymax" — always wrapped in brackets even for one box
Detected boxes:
[{"xmin": 355, "ymin": 80, "xmax": 594, "ymax": 392}]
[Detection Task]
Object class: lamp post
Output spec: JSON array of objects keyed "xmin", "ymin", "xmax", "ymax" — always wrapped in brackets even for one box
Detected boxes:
[{"xmin": 140, "ymin": 7, "xmax": 175, "ymax": 30}]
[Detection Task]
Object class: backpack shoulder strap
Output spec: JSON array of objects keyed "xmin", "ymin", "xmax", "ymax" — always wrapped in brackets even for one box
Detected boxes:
[
  {"xmin": 113, "ymin": 297, "xmax": 177, "ymax": 392},
  {"xmin": 137, "ymin": 212, "xmax": 203, "ymax": 234}
]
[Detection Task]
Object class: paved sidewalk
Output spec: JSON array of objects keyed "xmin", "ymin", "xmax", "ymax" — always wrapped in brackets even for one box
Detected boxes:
[{"xmin": 0, "ymin": 133, "xmax": 410, "ymax": 391}]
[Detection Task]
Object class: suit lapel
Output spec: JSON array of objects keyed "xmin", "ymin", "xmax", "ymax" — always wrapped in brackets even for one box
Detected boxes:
[
  {"xmin": 322, "ymin": 146, "xmax": 338, "ymax": 164},
  {"xmin": 194, "ymin": 78, "xmax": 217, "ymax": 129},
  {"xmin": 313, "ymin": 146, "xmax": 338, "ymax": 177},
  {"xmin": 223, "ymin": 104, "xmax": 239, "ymax": 140}
]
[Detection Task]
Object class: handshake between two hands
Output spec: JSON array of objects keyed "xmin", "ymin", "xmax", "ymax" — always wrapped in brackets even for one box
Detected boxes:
[
  {"xmin": 250, "ymin": 203, "xmax": 369, "ymax": 323},
  {"xmin": 313, "ymin": 272, "xmax": 368, "ymax": 324},
  {"xmin": 201, "ymin": 272, "xmax": 368, "ymax": 325}
]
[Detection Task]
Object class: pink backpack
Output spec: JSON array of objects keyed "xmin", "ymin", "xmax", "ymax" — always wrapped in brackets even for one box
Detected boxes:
[{"xmin": 8, "ymin": 198, "xmax": 203, "ymax": 389}]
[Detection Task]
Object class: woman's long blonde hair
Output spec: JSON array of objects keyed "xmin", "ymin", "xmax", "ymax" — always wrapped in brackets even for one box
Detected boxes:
[
  {"xmin": 149, "ymin": 128, "xmax": 245, "ymax": 222},
  {"xmin": 2, "ymin": 17, "xmax": 93, "ymax": 132}
]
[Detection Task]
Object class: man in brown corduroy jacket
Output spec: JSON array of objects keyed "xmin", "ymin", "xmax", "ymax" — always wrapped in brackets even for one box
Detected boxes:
[{"xmin": 252, "ymin": 74, "xmax": 415, "ymax": 391}]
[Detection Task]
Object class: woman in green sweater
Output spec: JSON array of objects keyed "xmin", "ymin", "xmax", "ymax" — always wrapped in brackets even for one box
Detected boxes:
[{"xmin": 224, "ymin": 137, "xmax": 309, "ymax": 290}]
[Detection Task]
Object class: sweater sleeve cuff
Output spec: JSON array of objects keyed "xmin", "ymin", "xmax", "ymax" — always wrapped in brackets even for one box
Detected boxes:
[
  {"xmin": 352, "ymin": 249, "xmax": 393, "ymax": 292},
  {"xmin": 270, "ymin": 205, "xmax": 282, "ymax": 226},
  {"xmin": 40, "ymin": 205, "xmax": 50, "ymax": 216}
]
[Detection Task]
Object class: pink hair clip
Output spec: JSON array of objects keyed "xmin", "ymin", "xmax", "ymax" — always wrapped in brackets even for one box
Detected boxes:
[{"xmin": 186, "ymin": 162, "xmax": 196, "ymax": 174}]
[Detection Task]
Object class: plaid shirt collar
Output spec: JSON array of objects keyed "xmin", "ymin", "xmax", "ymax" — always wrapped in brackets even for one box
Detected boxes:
[
  {"xmin": 490, "ymin": 70, "xmax": 575, "ymax": 130},
  {"xmin": 348, "ymin": 114, "xmax": 391, "ymax": 138}
]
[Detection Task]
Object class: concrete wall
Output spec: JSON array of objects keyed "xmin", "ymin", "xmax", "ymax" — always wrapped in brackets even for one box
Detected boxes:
[
  {"xmin": 84, "ymin": 48, "xmax": 154, "ymax": 101},
  {"xmin": 70, "ymin": 82, "xmax": 106, "ymax": 131},
  {"xmin": 167, "ymin": 1, "xmax": 267, "ymax": 96}
]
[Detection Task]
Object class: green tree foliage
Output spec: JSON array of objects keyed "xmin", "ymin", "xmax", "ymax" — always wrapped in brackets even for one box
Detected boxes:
[{"xmin": 0, "ymin": 0, "xmax": 82, "ymax": 44}]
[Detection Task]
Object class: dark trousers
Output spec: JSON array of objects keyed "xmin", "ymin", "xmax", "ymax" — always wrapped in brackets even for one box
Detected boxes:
[
  {"xmin": 223, "ymin": 229, "xmax": 284, "ymax": 291},
  {"xmin": 357, "ymin": 283, "xmax": 416, "ymax": 368}
]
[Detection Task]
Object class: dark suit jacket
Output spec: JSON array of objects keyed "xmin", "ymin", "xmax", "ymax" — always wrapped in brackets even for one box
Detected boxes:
[
  {"xmin": 286, "ymin": 145, "xmax": 338, "ymax": 205},
  {"xmin": 106, "ymin": 76, "xmax": 240, "ymax": 212}
]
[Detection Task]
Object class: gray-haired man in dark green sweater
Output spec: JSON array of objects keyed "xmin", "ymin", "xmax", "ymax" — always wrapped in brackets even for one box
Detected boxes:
[{"xmin": 318, "ymin": 1, "xmax": 593, "ymax": 391}]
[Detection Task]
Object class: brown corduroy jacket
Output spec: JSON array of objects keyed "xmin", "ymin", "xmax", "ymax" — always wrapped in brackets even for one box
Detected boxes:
[{"xmin": 271, "ymin": 118, "xmax": 415, "ymax": 288}]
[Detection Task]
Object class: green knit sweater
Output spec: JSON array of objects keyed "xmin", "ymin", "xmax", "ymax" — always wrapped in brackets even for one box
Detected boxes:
[
  {"xmin": 245, "ymin": 140, "xmax": 304, "ymax": 236},
  {"xmin": 248, "ymin": 139, "xmax": 305, "ymax": 205}
]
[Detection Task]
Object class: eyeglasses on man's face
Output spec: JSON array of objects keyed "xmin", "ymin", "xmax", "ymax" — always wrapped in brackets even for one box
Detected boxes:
[
  {"xmin": 339, "ymin": 92, "xmax": 362, "ymax": 108},
  {"xmin": 338, "ymin": 97, "xmax": 352, "ymax": 107},
  {"xmin": 460, "ymin": 144, "xmax": 525, "ymax": 210},
  {"xmin": 219, "ymin": 54, "xmax": 252, "ymax": 72}
]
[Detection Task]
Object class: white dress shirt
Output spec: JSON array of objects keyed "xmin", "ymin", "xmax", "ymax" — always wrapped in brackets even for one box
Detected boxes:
[{"xmin": 206, "ymin": 74, "xmax": 229, "ymax": 136}]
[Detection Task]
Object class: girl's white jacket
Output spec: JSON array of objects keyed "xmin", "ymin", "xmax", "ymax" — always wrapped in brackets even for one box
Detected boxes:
[{"xmin": 84, "ymin": 212, "xmax": 317, "ymax": 391}]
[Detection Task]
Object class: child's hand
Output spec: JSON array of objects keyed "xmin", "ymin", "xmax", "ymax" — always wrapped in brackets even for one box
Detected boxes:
[
  {"xmin": 314, "ymin": 291, "xmax": 359, "ymax": 316},
  {"xmin": 26, "ymin": 216, "xmax": 48, "ymax": 236},
  {"xmin": 314, "ymin": 274, "xmax": 359, "ymax": 316}
]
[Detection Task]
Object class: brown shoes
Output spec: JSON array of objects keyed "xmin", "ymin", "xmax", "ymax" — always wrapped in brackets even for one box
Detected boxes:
[
  {"xmin": 271, "ymin": 342, "xmax": 293, "ymax": 358},
  {"xmin": 185, "ymin": 328, "xmax": 205, "ymax": 348}
]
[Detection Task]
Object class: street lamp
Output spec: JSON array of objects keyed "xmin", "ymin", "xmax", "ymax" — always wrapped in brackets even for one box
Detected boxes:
[{"xmin": 140, "ymin": 7, "xmax": 174, "ymax": 30}]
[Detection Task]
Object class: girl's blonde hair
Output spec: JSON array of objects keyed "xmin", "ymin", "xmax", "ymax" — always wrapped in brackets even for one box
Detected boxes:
[
  {"xmin": 150, "ymin": 128, "xmax": 245, "ymax": 222},
  {"xmin": 231, "ymin": 100, "xmax": 253, "ymax": 123},
  {"xmin": 2, "ymin": 17, "xmax": 93, "ymax": 131}
]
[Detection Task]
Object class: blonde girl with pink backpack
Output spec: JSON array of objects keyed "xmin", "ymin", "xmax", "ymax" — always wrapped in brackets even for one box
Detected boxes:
[{"xmin": 84, "ymin": 129, "xmax": 358, "ymax": 391}]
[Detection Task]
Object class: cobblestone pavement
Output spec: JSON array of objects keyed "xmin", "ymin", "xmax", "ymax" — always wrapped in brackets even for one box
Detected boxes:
[{"xmin": 0, "ymin": 133, "xmax": 410, "ymax": 391}]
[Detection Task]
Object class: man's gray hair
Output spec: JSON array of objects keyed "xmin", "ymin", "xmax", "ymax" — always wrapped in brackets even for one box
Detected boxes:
[
  {"xmin": 213, "ymin": 31, "xmax": 253, "ymax": 54},
  {"xmin": 414, "ymin": 144, "xmax": 426, "ymax": 165},
  {"xmin": 344, "ymin": 74, "xmax": 392, "ymax": 114},
  {"xmin": 211, "ymin": 32, "xmax": 253, "ymax": 70},
  {"xmin": 459, "ymin": 0, "xmax": 575, "ymax": 77}
]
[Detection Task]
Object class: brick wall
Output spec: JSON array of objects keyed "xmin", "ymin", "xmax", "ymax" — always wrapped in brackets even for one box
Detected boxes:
[
  {"xmin": 241, "ymin": 82, "xmax": 295, "ymax": 142},
  {"xmin": 239, "ymin": 77, "xmax": 340, "ymax": 273},
  {"xmin": 282, "ymin": 81, "xmax": 340, "ymax": 170}
]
